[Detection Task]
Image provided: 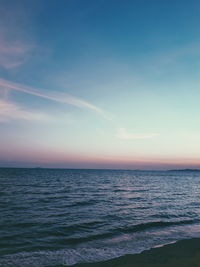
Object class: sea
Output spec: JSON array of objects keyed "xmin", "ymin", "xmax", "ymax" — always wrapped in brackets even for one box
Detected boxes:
[{"xmin": 1, "ymin": 168, "xmax": 200, "ymax": 267}]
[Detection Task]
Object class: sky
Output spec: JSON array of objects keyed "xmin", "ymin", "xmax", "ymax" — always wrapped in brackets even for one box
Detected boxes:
[{"xmin": 0, "ymin": 0, "xmax": 200, "ymax": 169}]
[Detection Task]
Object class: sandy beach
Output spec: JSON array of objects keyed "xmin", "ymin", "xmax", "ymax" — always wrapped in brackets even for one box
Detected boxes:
[{"xmin": 73, "ymin": 238, "xmax": 200, "ymax": 267}]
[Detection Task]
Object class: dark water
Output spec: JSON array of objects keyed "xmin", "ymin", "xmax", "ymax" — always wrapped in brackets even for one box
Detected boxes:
[{"xmin": 1, "ymin": 168, "xmax": 200, "ymax": 266}]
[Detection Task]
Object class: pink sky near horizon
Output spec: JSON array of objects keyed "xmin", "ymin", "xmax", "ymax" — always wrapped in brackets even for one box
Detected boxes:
[{"xmin": 1, "ymin": 146, "xmax": 200, "ymax": 170}]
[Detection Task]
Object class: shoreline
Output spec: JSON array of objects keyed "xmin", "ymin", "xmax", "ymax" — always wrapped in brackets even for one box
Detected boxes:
[{"xmin": 72, "ymin": 238, "xmax": 200, "ymax": 267}]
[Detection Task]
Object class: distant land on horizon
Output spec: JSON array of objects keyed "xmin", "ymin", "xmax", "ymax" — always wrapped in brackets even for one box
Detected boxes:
[
  {"xmin": 0, "ymin": 166, "xmax": 200, "ymax": 172},
  {"xmin": 167, "ymin": 168, "xmax": 200, "ymax": 172}
]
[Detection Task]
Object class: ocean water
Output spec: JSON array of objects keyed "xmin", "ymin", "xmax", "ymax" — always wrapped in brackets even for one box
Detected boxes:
[{"xmin": 1, "ymin": 168, "xmax": 200, "ymax": 267}]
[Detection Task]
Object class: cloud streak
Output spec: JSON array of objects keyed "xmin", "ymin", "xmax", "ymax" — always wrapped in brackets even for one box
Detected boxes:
[
  {"xmin": 116, "ymin": 128, "xmax": 159, "ymax": 140},
  {"xmin": 0, "ymin": 99, "xmax": 50, "ymax": 122},
  {"xmin": 0, "ymin": 78, "xmax": 109, "ymax": 119}
]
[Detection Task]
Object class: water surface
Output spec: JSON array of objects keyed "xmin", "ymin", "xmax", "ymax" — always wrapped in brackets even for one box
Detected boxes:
[{"xmin": 1, "ymin": 168, "xmax": 200, "ymax": 266}]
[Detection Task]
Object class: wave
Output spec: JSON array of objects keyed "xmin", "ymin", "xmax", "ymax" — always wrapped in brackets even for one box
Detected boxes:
[
  {"xmin": 2, "ymin": 238, "xmax": 200, "ymax": 267},
  {"xmin": 1, "ymin": 219, "xmax": 196, "ymax": 243},
  {"xmin": 65, "ymin": 199, "xmax": 96, "ymax": 207},
  {"xmin": 34, "ymin": 198, "xmax": 96, "ymax": 207},
  {"xmin": 151, "ymin": 211, "xmax": 197, "ymax": 219},
  {"xmin": 0, "ymin": 247, "xmax": 145, "ymax": 267},
  {"xmin": 121, "ymin": 219, "xmax": 196, "ymax": 233},
  {"xmin": 56, "ymin": 220, "xmax": 105, "ymax": 233},
  {"xmin": 55, "ymin": 219, "xmax": 197, "ymax": 245}
]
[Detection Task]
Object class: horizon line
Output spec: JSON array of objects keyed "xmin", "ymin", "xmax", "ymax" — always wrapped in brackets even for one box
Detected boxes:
[{"xmin": 0, "ymin": 166, "xmax": 199, "ymax": 171}]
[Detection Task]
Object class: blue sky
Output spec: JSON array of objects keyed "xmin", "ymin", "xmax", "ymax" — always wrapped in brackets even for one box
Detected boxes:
[{"xmin": 0, "ymin": 0, "xmax": 200, "ymax": 169}]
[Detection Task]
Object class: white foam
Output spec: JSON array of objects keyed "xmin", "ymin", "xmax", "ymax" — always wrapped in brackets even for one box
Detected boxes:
[
  {"xmin": 153, "ymin": 240, "xmax": 177, "ymax": 249},
  {"xmin": 0, "ymin": 239, "xmax": 190, "ymax": 267},
  {"xmin": 0, "ymin": 247, "xmax": 134, "ymax": 267}
]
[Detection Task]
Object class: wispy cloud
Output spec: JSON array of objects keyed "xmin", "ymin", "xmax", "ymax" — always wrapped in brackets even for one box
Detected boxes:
[
  {"xmin": 116, "ymin": 128, "xmax": 159, "ymax": 140},
  {"xmin": 0, "ymin": 1, "xmax": 35, "ymax": 69},
  {"xmin": 0, "ymin": 99, "xmax": 49, "ymax": 122},
  {"xmin": 0, "ymin": 39, "xmax": 33, "ymax": 69},
  {"xmin": 0, "ymin": 19, "xmax": 34, "ymax": 69},
  {"xmin": 0, "ymin": 78, "xmax": 109, "ymax": 119}
]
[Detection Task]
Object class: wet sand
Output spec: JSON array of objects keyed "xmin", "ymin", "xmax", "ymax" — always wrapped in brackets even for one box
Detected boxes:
[{"xmin": 73, "ymin": 238, "xmax": 200, "ymax": 267}]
